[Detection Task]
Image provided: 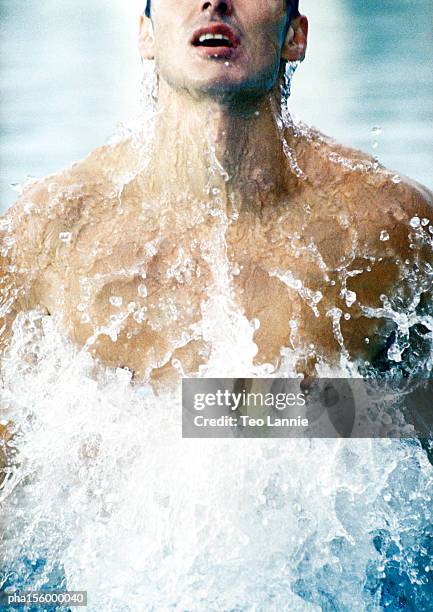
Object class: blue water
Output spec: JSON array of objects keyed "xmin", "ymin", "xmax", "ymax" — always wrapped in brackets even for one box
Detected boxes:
[
  {"xmin": 3, "ymin": 473, "xmax": 432, "ymax": 612},
  {"xmin": 1, "ymin": 559, "xmax": 70, "ymax": 612}
]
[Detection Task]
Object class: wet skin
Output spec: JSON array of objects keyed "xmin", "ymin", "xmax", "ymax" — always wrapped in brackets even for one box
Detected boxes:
[
  {"xmin": 1, "ymin": 0, "xmax": 432, "ymax": 389},
  {"xmin": 1, "ymin": 129, "xmax": 432, "ymax": 388}
]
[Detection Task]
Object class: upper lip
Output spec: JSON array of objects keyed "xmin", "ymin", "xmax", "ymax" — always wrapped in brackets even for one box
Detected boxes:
[{"xmin": 191, "ymin": 23, "xmax": 240, "ymax": 48}]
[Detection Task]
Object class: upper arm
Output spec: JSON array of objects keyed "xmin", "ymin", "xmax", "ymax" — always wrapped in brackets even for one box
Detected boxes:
[
  {"xmin": 0, "ymin": 209, "xmax": 22, "ymax": 356},
  {"xmin": 343, "ymin": 176, "xmax": 433, "ymax": 370},
  {"xmin": 0, "ymin": 180, "xmax": 54, "ymax": 357}
]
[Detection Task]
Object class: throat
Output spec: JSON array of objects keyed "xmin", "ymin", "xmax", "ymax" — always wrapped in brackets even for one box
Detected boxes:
[{"xmin": 146, "ymin": 81, "xmax": 294, "ymax": 209}]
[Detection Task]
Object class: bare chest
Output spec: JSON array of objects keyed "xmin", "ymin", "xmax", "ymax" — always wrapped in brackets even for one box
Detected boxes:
[{"xmin": 38, "ymin": 205, "xmax": 377, "ymax": 380}]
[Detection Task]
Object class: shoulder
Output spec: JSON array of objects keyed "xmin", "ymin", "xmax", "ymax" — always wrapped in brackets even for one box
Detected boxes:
[
  {"xmin": 1, "ymin": 134, "xmax": 144, "ymax": 314},
  {"xmin": 295, "ymin": 126, "xmax": 432, "ymax": 253},
  {"xmin": 346, "ymin": 166, "xmax": 432, "ymax": 261},
  {"xmin": 2, "ymin": 134, "xmax": 142, "ymax": 261}
]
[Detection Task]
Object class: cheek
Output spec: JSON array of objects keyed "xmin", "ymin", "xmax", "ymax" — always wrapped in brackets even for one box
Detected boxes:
[
  {"xmin": 246, "ymin": 7, "xmax": 286, "ymax": 53},
  {"xmin": 153, "ymin": 28, "xmax": 183, "ymax": 70},
  {"xmin": 152, "ymin": 8, "xmax": 185, "ymax": 56},
  {"xmin": 247, "ymin": 22, "xmax": 284, "ymax": 69}
]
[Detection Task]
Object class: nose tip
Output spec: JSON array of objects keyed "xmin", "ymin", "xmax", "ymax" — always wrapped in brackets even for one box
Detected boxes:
[{"xmin": 201, "ymin": 0, "xmax": 232, "ymax": 16}]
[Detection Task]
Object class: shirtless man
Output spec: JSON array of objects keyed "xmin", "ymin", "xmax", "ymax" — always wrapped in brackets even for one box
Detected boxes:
[{"xmin": 1, "ymin": 0, "xmax": 432, "ymax": 391}]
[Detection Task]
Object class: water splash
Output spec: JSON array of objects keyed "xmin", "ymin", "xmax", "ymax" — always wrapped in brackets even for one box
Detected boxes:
[
  {"xmin": 1, "ymin": 312, "xmax": 432, "ymax": 610},
  {"xmin": 271, "ymin": 62, "xmax": 307, "ymax": 181}
]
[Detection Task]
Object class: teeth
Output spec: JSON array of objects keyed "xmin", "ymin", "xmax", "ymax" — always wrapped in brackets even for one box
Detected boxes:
[{"xmin": 198, "ymin": 33, "xmax": 231, "ymax": 44}]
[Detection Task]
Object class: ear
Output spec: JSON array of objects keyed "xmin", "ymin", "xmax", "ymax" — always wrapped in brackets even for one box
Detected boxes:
[
  {"xmin": 281, "ymin": 15, "xmax": 308, "ymax": 62},
  {"xmin": 138, "ymin": 14, "xmax": 155, "ymax": 60}
]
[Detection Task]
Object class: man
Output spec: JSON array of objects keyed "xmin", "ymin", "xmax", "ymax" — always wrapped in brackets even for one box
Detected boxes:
[{"xmin": 0, "ymin": 0, "xmax": 432, "ymax": 389}]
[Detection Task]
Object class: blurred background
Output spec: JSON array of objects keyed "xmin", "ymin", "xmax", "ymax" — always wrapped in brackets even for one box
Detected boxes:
[{"xmin": 1, "ymin": 0, "xmax": 432, "ymax": 212}]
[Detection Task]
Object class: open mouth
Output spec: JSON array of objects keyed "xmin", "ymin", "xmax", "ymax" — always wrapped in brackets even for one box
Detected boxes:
[
  {"xmin": 194, "ymin": 34, "xmax": 233, "ymax": 48},
  {"xmin": 191, "ymin": 23, "xmax": 240, "ymax": 52}
]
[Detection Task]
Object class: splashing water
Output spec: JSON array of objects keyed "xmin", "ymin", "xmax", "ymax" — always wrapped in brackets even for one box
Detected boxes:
[
  {"xmin": 1, "ymin": 312, "xmax": 432, "ymax": 611},
  {"xmin": 0, "ymin": 61, "xmax": 432, "ymax": 611}
]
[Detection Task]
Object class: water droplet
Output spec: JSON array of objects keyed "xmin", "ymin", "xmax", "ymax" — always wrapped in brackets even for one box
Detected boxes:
[
  {"xmin": 379, "ymin": 230, "xmax": 389, "ymax": 242},
  {"xmin": 344, "ymin": 313, "xmax": 351, "ymax": 320},
  {"xmin": 345, "ymin": 290, "xmax": 357, "ymax": 307},
  {"xmin": 421, "ymin": 217, "xmax": 429, "ymax": 226},
  {"xmin": 59, "ymin": 232, "xmax": 72, "ymax": 243},
  {"xmin": 364, "ymin": 338, "xmax": 370, "ymax": 344},
  {"xmin": 387, "ymin": 344, "xmax": 402, "ymax": 362},
  {"xmin": 110, "ymin": 296, "xmax": 123, "ymax": 308},
  {"xmin": 312, "ymin": 291, "xmax": 323, "ymax": 304},
  {"xmin": 383, "ymin": 493, "xmax": 391, "ymax": 502},
  {"xmin": 224, "ymin": 61, "xmax": 229, "ymax": 67},
  {"xmin": 391, "ymin": 174, "xmax": 401, "ymax": 184},
  {"xmin": 77, "ymin": 303, "xmax": 87, "ymax": 312},
  {"xmin": 409, "ymin": 216, "xmax": 420, "ymax": 229},
  {"xmin": 251, "ymin": 318, "xmax": 260, "ymax": 331},
  {"xmin": 133, "ymin": 309, "xmax": 146, "ymax": 324},
  {"xmin": 138, "ymin": 284, "xmax": 148, "ymax": 298},
  {"xmin": 372, "ymin": 126, "xmax": 382, "ymax": 136},
  {"xmin": 211, "ymin": 187, "xmax": 220, "ymax": 196},
  {"xmin": 372, "ymin": 141, "xmax": 379, "ymax": 150},
  {"xmin": 0, "ymin": 218, "xmax": 11, "ymax": 231},
  {"xmin": 3, "ymin": 236, "xmax": 15, "ymax": 247},
  {"xmin": 338, "ymin": 214, "xmax": 350, "ymax": 228}
]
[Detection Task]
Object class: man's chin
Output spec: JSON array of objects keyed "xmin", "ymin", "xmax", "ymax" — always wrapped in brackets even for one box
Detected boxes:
[
  {"xmin": 194, "ymin": 79, "xmax": 246, "ymax": 97},
  {"xmin": 159, "ymin": 64, "xmax": 274, "ymax": 103},
  {"xmin": 187, "ymin": 73, "xmax": 266, "ymax": 101}
]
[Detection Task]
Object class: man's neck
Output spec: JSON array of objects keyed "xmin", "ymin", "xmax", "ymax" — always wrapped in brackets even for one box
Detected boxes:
[{"xmin": 146, "ymin": 79, "xmax": 296, "ymax": 212}]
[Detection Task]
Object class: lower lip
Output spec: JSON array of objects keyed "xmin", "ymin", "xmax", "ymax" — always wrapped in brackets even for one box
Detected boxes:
[{"xmin": 192, "ymin": 45, "xmax": 239, "ymax": 60}]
